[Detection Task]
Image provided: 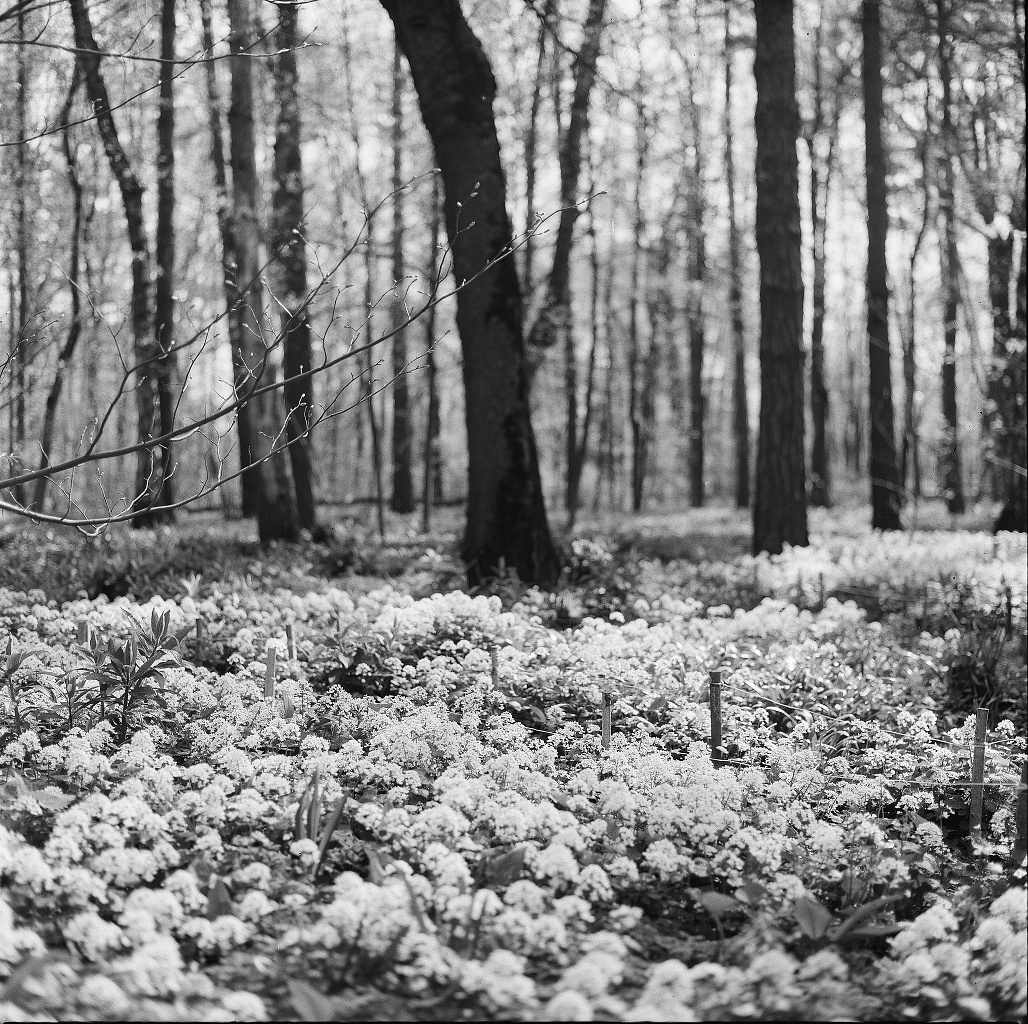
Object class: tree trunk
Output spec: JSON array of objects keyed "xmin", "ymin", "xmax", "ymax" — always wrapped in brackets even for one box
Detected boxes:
[
  {"xmin": 684, "ymin": 48, "xmax": 706, "ymax": 509},
  {"xmin": 725, "ymin": 3, "xmax": 750, "ymax": 510},
  {"xmin": 527, "ymin": 0, "xmax": 607, "ymax": 365},
  {"xmin": 69, "ymin": 0, "xmax": 165, "ymax": 526},
  {"xmin": 227, "ymin": 0, "xmax": 298, "ymax": 542},
  {"xmin": 752, "ymin": 0, "xmax": 808, "ymax": 555},
  {"xmin": 422, "ymin": 177, "xmax": 443, "ymax": 533},
  {"xmin": 13, "ymin": 9, "xmax": 29, "ymax": 508},
  {"xmin": 271, "ymin": 0, "xmax": 317, "ymax": 531},
  {"xmin": 862, "ymin": 0, "xmax": 902, "ymax": 530},
  {"xmin": 382, "ymin": 0, "xmax": 559, "ymax": 586},
  {"xmin": 628, "ymin": 103, "xmax": 649, "ymax": 514},
  {"xmin": 151, "ymin": 0, "xmax": 178, "ymax": 520},
  {"xmin": 33, "ymin": 68, "xmax": 84, "ymax": 513},
  {"xmin": 390, "ymin": 39, "xmax": 415, "ymax": 514},
  {"xmin": 935, "ymin": 0, "xmax": 965, "ymax": 514},
  {"xmin": 200, "ymin": 0, "xmax": 249, "ymax": 516},
  {"xmin": 522, "ymin": 2, "xmax": 553, "ymax": 299}
]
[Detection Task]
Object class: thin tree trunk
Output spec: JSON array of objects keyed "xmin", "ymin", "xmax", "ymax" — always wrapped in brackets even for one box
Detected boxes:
[
  {"xmin": 422, "ymin": 177, "xmax": 443, "ymax": 533},
  {"xmin": 390, "ymin": 39, "xmax": 415, "ymax": 514},
  {"xmin": 523, "ymin": 2, "xmax": 553, "ymax": 298},
  {"xmin": 862, "ymin": 0, "xmax": 902, "ymax": 530},
  {"xmin": 567, "ymin": 196, "xmax": 601, "ymax": 526},
  {"xmin": 527, "ymin": 0, "xmax": 607, "ymax": 367},
  {"xmin": 271, "ymin": 0, "xmax": 317, "ymax": 531},
  {"xmin": 684, "ymin": 46, "xmax": 706, "ymax": 509},
  {"xmin": 69, "ymin": 0, "xmax": 165, "ymax": 525},
  {"xmin": 13, "ymin": 9, "xmax": 29, "ymax": 508},
  {"xmin": 628, "ymin": 102, "xmax": 649, "ymax": 513},
  {"xmin": 152, "ymin": 0, "xmax": 178, "ymax": 519},
  {"xmin": 227, "ymin": 0, "xmax": 298, "ymax": 542},
  {"xmin": 935, "ymin": 0, "xmax": 965, "ymax": 514},
  {"xmin": 33, "ymin": 67, "xmax": 84, "ymax": 513},
  {"xmin": 725, "ymin": 2, "xmax": 750, "ymax": 509},
  {"xmin": 752, "ymin": 0, "xmax": 808, "ymax": 555},
  {"xmin": 382, "ymin": 0, "xmax": 560, "ymax": 585}
]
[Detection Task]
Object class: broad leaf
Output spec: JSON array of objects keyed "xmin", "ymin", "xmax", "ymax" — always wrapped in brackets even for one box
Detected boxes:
[
  {"xmin": 484, "ymin": 846, "xmax": 528, "ymax": 888},
  {"xmin": 206, "ymin": 876, "xmax": 234, "ymax": 919},
  {"xmin": 793, "ymin": 894, "xmax": 835, "ymax": 940},
  {"xmin": 695, "ymin": 890, "xmax": 744, "ymax": 919},
  {"xmin": 288, "ymin": 979, "xmax": 338, "ymax": 1022}
]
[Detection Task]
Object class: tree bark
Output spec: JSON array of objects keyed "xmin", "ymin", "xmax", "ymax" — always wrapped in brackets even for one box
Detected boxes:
[
  {"xmin": 270, "ymin": 0, "xmax": 317, "ymax": 531},
  {"xmin": 724, "ymin": 2, "xmax": 750, "ymax": 509},
  {"xmin": 33, "ymin": 68, "xmax": 84, "ymax": 513},
  {"xmin": 390, "ymin": 39, "xmax": 415, "ymax": 514},
  {"xmin": 68, "ymin": 0, "xmax": 166, "ymax": 526},
  {"xmin": 200, "ymin": 0, "xmax": 248, "ymax": 515},
  {"xmin": 227, "ymin": 0, "xmax": 298, "ymax": 542},
  {"xmin": 935, "ymin": 0, "xmax": 965, "ymax": 514},
  {"xmin": 422, "ymin": 176, "xmax": 443, "ymax": 533},
  {"xmin": 527, "ymin": 0, "xmax": 607, "ymax": 366},
  {"xmin": 861, "ymin": 0, "xmax": 902, "ymax": 530},
  {"xmin": 752, "ymin": 0, "xmax": 808, "ymax": 555},
  {"xmin": 522, "ymin": 1, "xmax": 553, "ymax": 299},
  {"xmin": 151, "ymin": 0, "xmax": 178, "ymax": 519},
  {"xmin": 628, "ymin": 102, "xmax": 649, "ymax": 514},
  {"xmin": 13, "ymin": 8, "xmax": 29, "ymax": 508},
  {"xmin": 381, "ymin": 0, "xmax": 559, "ymax": 585}
]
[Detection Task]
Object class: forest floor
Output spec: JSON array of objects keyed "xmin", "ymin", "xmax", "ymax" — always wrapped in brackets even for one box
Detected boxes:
[{"xmin": 0, "ymin": 500, "xmax": 1025, "ymax": 1021}]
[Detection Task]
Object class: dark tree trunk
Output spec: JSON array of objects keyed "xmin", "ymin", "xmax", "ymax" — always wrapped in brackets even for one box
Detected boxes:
[
  {"xmin": 862, "ymin": 0, "xmax": 902, "ymax": 530},
  {"xmin": 522, "ymin": 1, "xmax": 553, "ymax": 298},
  {"xmin": 200, "ymin": 0, "xmax": 249, "ymax": 515},
  {"xmin": 13, "ymin": 9, "xmax": 29, "ymax": 508},
  {"xmin": 752, "ymin": 0, "xmax": 808, "ymax": 555},
  {"xmin": 227, "ymin": 0, "xmax": 298, "ymax": 542},
  {"xmin": 628, "ymin": 103, "xmax": 649, "ymax": 513},
  {"xmin": 935, "ymin": 0, "xmax": 965, "ymax": 514},
  {"xmin": 271, "ymin": 0, "xmax": 317, "ymax": 531},
  {"xmin": 69, "ymin": 0, "xmax": 165, "ymax": 526},
  {"xmin": 528, "ymin": 0, "xmax": 607, "ymax": 368},
  {"xmin": 382, "ymin": 0, "xmax": 559, "ymax": 585},
  {"xmin": 725, "ymin": 3, "xmax": 750, "ymax": 509},
  {"xmin": 684, "ymin": 52, "xmax": 706, "ymax": 509},
  {"xmin": 33, "ymin": 68, "xmax": 83, "ymax": 513},
  {"xmin": 152, "ymin": 0, "xmax": 178, "ymax": 518},
  {"xmin": 422, "ymin": 177, "xmax": 444, "ymax": 533},
  {"xmin": 390, "ymin": 39, "xmax": 415, "ymax": 514}
]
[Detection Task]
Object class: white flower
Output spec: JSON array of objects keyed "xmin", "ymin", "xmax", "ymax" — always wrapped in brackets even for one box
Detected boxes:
[
  {"xmin": 76, "ymin": 974, "xmax": 132, "ymax": 1018},
  {"xmin": 543, "ymin": 989, "xmax": 595, "ymax": 1020},
  {"xmin": 221, "ymin": 990, "xmax": 269, "ymax": 1021}
]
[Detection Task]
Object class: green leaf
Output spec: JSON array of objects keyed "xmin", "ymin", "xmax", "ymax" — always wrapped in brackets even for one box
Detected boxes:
[
  {"xmin": 793, "ymin": 894, "xmax": 836, "ymax": 940},
  {"xmin": 648, "ymin": 696, "xmax": 668, "ymax": 715},
  {"xmin": 287, "ymin": 979, "xmax": 337, "ymax": 1022},
  {"xmin": 312, "ymin": 795, "xmax": 349, "ymax": 881},
  {"xmin": 206, "ymin": 876, "xmax": 233, "ymax": 919},
  {"xmin": 736, "ymin": 880, "xmax": 770, "ymax": 905},
  {"xmin": 695, "ymin": 890, "xmax": 744, "ymax": 919},
  {"xmin": 484, "ymin": 846, "xmax": 528, "ymax": 888}
]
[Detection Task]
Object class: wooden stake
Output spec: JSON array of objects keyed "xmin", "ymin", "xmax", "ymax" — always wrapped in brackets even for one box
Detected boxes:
[
  {"xmin": 286, "ymin": 623, "xmax": 296, "ymax": 660},
  {"xmin": 601, "ymin": 693, "xmax": 612, "ymax": 749},
  {"xmin": 195, "ymin": 617, "xmax": 204, "ymax": 640},
  {"xmin": 709, "ymin": 668, "xmax": 723, "ymax": 766},
  {"xmin": 1004, "ymin": 583, "xmax": 1013, "ymax": 638},
  {"xmin": 818, "ymin": 573, "xmax": 826, "ymax": 611},
  {"xmin": 264, "ymin": 644, "xmax": 277, "ymax": 699},
  {"xmin": 969, "ymin": 708, "xmax": 989, "ymax": 836},
  {"xmin": 1011, "ymin": 759, "xmax": 1027, "ymax": 870},
  {"xmin": 490, "ymin": 647, "xmax": 499, "ymax": 689}
]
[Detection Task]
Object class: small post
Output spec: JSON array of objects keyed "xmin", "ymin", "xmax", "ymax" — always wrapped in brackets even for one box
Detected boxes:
[
  {"xmin": 901, "ymin": 580, "xmax": 908, "ymax": 617},
  {"xmin": 818, "ymin": 573, "xmax": 826, "ymax": 611},
  {"xmin": 195, "ymin": 617, "xmax": 204, "ymax": 640},
  {"xmin": 601, "ymin": 692, "xmax": 612, "ymax": 749},
  {"xmin": 753, "ymin": 562, "xmax": 760, "ymax": 593},
  {"xmin": 922, "ymin": 584, "xmax": 929, "ymax": 626},
  {"xmin": 76, "ymin": 621, "xmax": 90, "ymax": 645},
  {"xmin": 1004, "ymin": 583, "xmax": 1013, "ymax": 638},
  {"xmin": 490, "ymin": 647, "xmax": 499, "ymax": 689},
  {"xmin": 969, "ymin": 708, "xmax": 989, "ymax": 836},
  {"xmin": 264, "ymin": 644, "xmax": 278, "ymax": 699},
  {"xmin": 709, "ymin": 668, "xmax": 724, "ymax": 767},
  {"xmin": 286, "ymin": 624, "xmax": 297, "ymax": 661}
]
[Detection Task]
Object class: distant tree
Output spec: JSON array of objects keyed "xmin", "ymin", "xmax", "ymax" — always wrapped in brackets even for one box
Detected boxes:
[
  {"xmin": 270, "ymin": 0, "xmax": 317, "ymax": 532},
  {"xmin": 68, "ymin": 0, "xmax": 170, "ymax": 526},
  {"xmin": 227, "ymin": 0, "xmax": 298, "ymax": 542},
  {"xmin": 389, "ymin": 38, "xmax": 415, "ymax": 515},
  {"xmin": 723, "ymin": 0, "xmax": 750, "ymax": 510},
  {"xmin": 752, "ymin": 0, "xmax": 808, "ymax": 555},
  {"xmin": 934, "ymin": 0, "xmax": 966, "ymax": 514},
  {"xmin": 381, "ymin": 0, "xmax": 560, "ymax": 585},
  {"xmin": 861, "ymin": 0, "xmax": 902, "ymax": 530}
]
